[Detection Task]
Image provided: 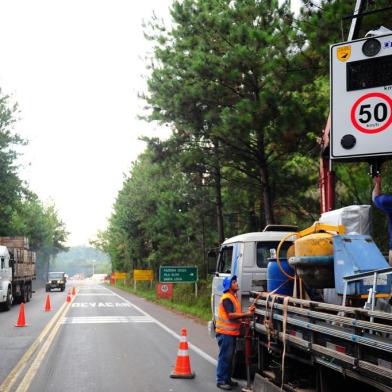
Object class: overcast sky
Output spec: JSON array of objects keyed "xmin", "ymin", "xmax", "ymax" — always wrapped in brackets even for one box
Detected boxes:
[{"xmin": 0, "ymin": 0, "xmax": 301, "ymax": 246}]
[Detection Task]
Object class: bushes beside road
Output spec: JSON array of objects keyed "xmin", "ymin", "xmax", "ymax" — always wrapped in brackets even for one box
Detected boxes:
[{"xmin": 112, "ymin": 280, "xmax": 212, "ymax": 322}]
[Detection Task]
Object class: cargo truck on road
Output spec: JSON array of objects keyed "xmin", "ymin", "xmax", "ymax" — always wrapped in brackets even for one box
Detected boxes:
[
  {"xmin": 0, "ymin": 237, "xmax": 36, "ymax": 310},
  {"xmin": 209, "ymin": 211, "xmax": 392, "ymax": 392}
]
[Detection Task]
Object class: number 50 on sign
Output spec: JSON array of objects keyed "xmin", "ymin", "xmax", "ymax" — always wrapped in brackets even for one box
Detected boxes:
[{"xmin": 351, "ymin": 93, "xmax": 392, "ymax": 134}]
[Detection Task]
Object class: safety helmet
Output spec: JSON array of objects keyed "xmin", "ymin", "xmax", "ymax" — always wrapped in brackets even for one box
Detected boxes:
[{"xmin": 222, "ymin": 275, "xmax": 237, "ymax": 293}]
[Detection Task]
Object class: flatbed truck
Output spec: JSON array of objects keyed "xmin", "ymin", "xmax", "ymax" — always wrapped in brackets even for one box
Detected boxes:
[{"xmin": 0, "ymin": 237, "xmax": 36, "ymax": 310}]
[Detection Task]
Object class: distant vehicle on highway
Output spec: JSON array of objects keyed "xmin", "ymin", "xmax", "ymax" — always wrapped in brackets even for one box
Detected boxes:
[{"xmin": 46, "ymin": 272, "xmax": 66, "ymax": 292}]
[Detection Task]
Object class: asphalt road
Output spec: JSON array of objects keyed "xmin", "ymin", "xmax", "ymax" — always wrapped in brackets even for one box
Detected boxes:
[
  {"xmin": 3, "ymin": 281, "xmax": 223, "ymax": 392},
  {"xmin": 0, "ymin": 280, "xmax": 69, "ymax": 385}
]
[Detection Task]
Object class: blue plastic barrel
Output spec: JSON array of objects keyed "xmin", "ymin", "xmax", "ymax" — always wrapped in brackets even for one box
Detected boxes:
[{"xmin": 267, "ymin": 258, "xmax": 294, "ymax": 295}]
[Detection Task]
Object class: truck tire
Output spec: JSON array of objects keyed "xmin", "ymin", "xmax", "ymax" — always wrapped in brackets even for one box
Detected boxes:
[
  {"xmin": 2, "ymin": 287, "xmax": 12, "ymax": 311},
  {"xmin": 61, "ymin": 285, "xmax": 65, "ymax": 292},
  {"xmin": 26, "ymin": 284, "xmax": 32, "ymax": 302},
  {"xmin": 22, "ymin": 285, "xmax": 28, "ymax": 303}
]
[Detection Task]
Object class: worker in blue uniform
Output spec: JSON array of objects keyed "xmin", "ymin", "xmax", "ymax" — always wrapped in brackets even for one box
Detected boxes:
[
  {"xmin": 372, "ymin": 175, "xmax": 392, "ymax": 266},
  {"xmin": 215, "ymin": 275, "xmax": 255, "ymax": 390}
]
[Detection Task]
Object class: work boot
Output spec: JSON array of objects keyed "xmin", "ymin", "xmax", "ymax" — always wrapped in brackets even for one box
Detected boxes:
[{"xmin": 217, "ymin": 383, "xmax": 232, "ymax": 390}]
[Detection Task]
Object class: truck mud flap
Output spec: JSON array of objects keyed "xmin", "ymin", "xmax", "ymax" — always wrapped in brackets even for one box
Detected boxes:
[{"xmin": 253, "ymin": 373, "xmax": 281, "ymax": 392}]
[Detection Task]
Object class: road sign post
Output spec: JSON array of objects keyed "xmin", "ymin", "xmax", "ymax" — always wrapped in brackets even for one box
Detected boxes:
[{"xmin": 159, "ymin": 266, "xmax": 198, "ymax": 297}]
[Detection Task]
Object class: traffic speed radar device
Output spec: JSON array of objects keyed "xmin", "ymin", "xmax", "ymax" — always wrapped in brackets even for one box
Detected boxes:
[{"xmin": 331, "ymin": 33, "xmax": 392, "ymax": 160}]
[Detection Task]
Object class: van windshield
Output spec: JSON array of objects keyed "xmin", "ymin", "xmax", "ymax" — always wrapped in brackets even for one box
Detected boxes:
[{"xmin": 256, "ymin": 241, "xmax": 291, "ymax": 268}]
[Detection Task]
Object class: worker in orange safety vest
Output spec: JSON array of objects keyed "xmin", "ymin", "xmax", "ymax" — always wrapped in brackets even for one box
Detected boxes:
[{"xmin": 215, "ymin": 275, "xmax": 255, "ymax": 390}]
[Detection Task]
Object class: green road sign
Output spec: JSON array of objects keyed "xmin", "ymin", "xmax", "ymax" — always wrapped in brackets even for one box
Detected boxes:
[{"xmin": 159, "ymin": 266, "xmax": 198, "ymax": 283}]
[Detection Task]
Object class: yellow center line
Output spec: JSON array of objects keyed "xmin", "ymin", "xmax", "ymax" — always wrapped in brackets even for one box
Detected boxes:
[
  {"xmin": 15, "ymin": 308, "xmax": 67, "ymax": 392},
  {"xmin": 0, "ymin": 294, "xmax": 75, "ymax": 392}
]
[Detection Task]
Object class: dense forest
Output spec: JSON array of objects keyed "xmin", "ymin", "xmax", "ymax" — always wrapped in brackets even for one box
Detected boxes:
[
  {"xmin": 0, "ymin": 90, "xmax": 68, "ymax": 279},
  {"xmin": 96, "ymin": 0, "xmax": 392, "ymax": 276}
]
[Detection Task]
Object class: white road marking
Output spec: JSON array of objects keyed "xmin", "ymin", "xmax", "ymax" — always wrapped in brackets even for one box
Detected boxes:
[
  {"xmin": 101, "ymin": 285, "xmax": 217, "ymax": 366},
  {"xmin": 62, "ymin": 316, "xmax": 155, "ymax": 324},
  {"xmin": 75, "ymin": 293, "xmax": 116, "ymax": 296},
  {"xmin": 71, "ymin": 302, "xmax": 131, "ymax": 308}
]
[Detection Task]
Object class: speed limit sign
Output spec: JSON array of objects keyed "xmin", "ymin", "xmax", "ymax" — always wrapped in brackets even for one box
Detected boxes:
[
  {"xmin": 351, "ymin": 93, "xmax": 392, "ymax": 134},
  {"xmin": 156, "ymin": 283, "xmax": 173, "ymax": 299},
  {"xmin": 331, "ymin": 34, "xmax": 392, "ymax": 160}
]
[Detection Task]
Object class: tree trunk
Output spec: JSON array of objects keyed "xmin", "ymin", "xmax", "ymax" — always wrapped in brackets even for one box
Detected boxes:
[
  {"xmin": 213, "ymin": 143, "xmax": 225, "ymax": 243},
  {"xmin": 260, "ymin": 164, "xmax": 274, "ymax": 225},
  {"xmin": 257, "ymin": 134, "xmax": 275, "ymax": 226}
]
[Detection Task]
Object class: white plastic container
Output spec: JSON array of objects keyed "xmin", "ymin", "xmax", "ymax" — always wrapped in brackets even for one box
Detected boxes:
[{"xmin": 319, "ymin": 205, "xmax": 371, "ymax": 235}]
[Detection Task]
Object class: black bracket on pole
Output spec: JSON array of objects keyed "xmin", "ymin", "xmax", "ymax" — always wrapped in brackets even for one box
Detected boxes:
[{"xmin": 368, "ymin": 160, "xmax": 384, "ymax": 177}]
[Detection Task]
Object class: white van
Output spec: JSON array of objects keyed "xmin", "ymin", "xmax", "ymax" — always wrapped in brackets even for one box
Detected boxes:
[
  {"xmin": 208, "ymin": 225, "xmax": 296, "ymax": 375},
  {"xmin": 210, "ymin": 225, "xmax": 297, "ymax": 316}
]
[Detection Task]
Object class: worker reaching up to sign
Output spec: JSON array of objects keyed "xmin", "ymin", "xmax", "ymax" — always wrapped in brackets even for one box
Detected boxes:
[
  {"xmin": 372, "ymin": 175, "xmax": 392, "ymax": 266},
  {"xmin": 215, "ymin": 275, "xmax": 255, "ymax": 390}
]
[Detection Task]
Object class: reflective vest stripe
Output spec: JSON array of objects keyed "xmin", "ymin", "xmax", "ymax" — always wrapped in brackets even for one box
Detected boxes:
[
  {"xmin": 216, "ymin": 324, "xmax": 239, "ymax": 332},
  {"xmin": 216, "ymin": 316, "xmax": 240, "ymax": 325}
]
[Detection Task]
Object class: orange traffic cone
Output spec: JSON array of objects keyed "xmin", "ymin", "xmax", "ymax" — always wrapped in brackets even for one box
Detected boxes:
[
  {"xmin": 15, "ymin": 303, "xmax": 27, "ymax": 327},
  {"xmin": 170, "ymin": 328, "xmax": 195, "ymax": 379},
  {"xmin": 66, "ymin": 290, "xmax": 71, "ymax": 303},
  {"xmin": 44, "ymin": 294, "xmax": 51, "ymax": 312},
  {"xmin": 72, "ymin": 287, "xmax": 76, "ymax": 296}
]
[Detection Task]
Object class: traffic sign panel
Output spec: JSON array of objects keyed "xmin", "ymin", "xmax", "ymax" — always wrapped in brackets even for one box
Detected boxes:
[
  {"xmin": 134, "ymin": 269, "xmax": 154, "ymax": 281},
  {"xmin": 159, "ymin": 266, "xmax": 198, "ymax": 283},
  {"xmin": 113, "ymin": 272, "xmax": 127, "ymax": 280},
  {"xmin": 331, "ymin": 34, "xmax": 392, "ymax": 160},
  {"xmin": 156, "ymin": 283, "xmax": 173, "ymax": 299}
]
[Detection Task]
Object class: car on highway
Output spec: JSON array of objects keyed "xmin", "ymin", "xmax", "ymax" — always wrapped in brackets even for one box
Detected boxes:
[{"xmin": 46, "ymin": 272, "xmax": 67, "ymax": 292}]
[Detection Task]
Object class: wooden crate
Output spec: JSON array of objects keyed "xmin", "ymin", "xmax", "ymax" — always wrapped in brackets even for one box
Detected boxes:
[
  {"xmin": 0, "ymin": 236, "xmax": 29, "ymax": 249},
  {"xmin": 15, "ymin": 262, "xmax": 35, "ymax": 277},
  {"xmin": 9, "ymin": 248, "xmax": 36, "ymax": 277}
]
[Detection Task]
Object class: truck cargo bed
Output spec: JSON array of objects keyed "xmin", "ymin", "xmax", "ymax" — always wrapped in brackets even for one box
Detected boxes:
[{"xmin": 251, "ymin": 291, "xmax": 392, "ymax": 392}]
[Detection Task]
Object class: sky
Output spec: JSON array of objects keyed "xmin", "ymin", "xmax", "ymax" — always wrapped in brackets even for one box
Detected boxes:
[{"xmin": 0, "ymin": 0, "xmax": 302, "ymax": 247}]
